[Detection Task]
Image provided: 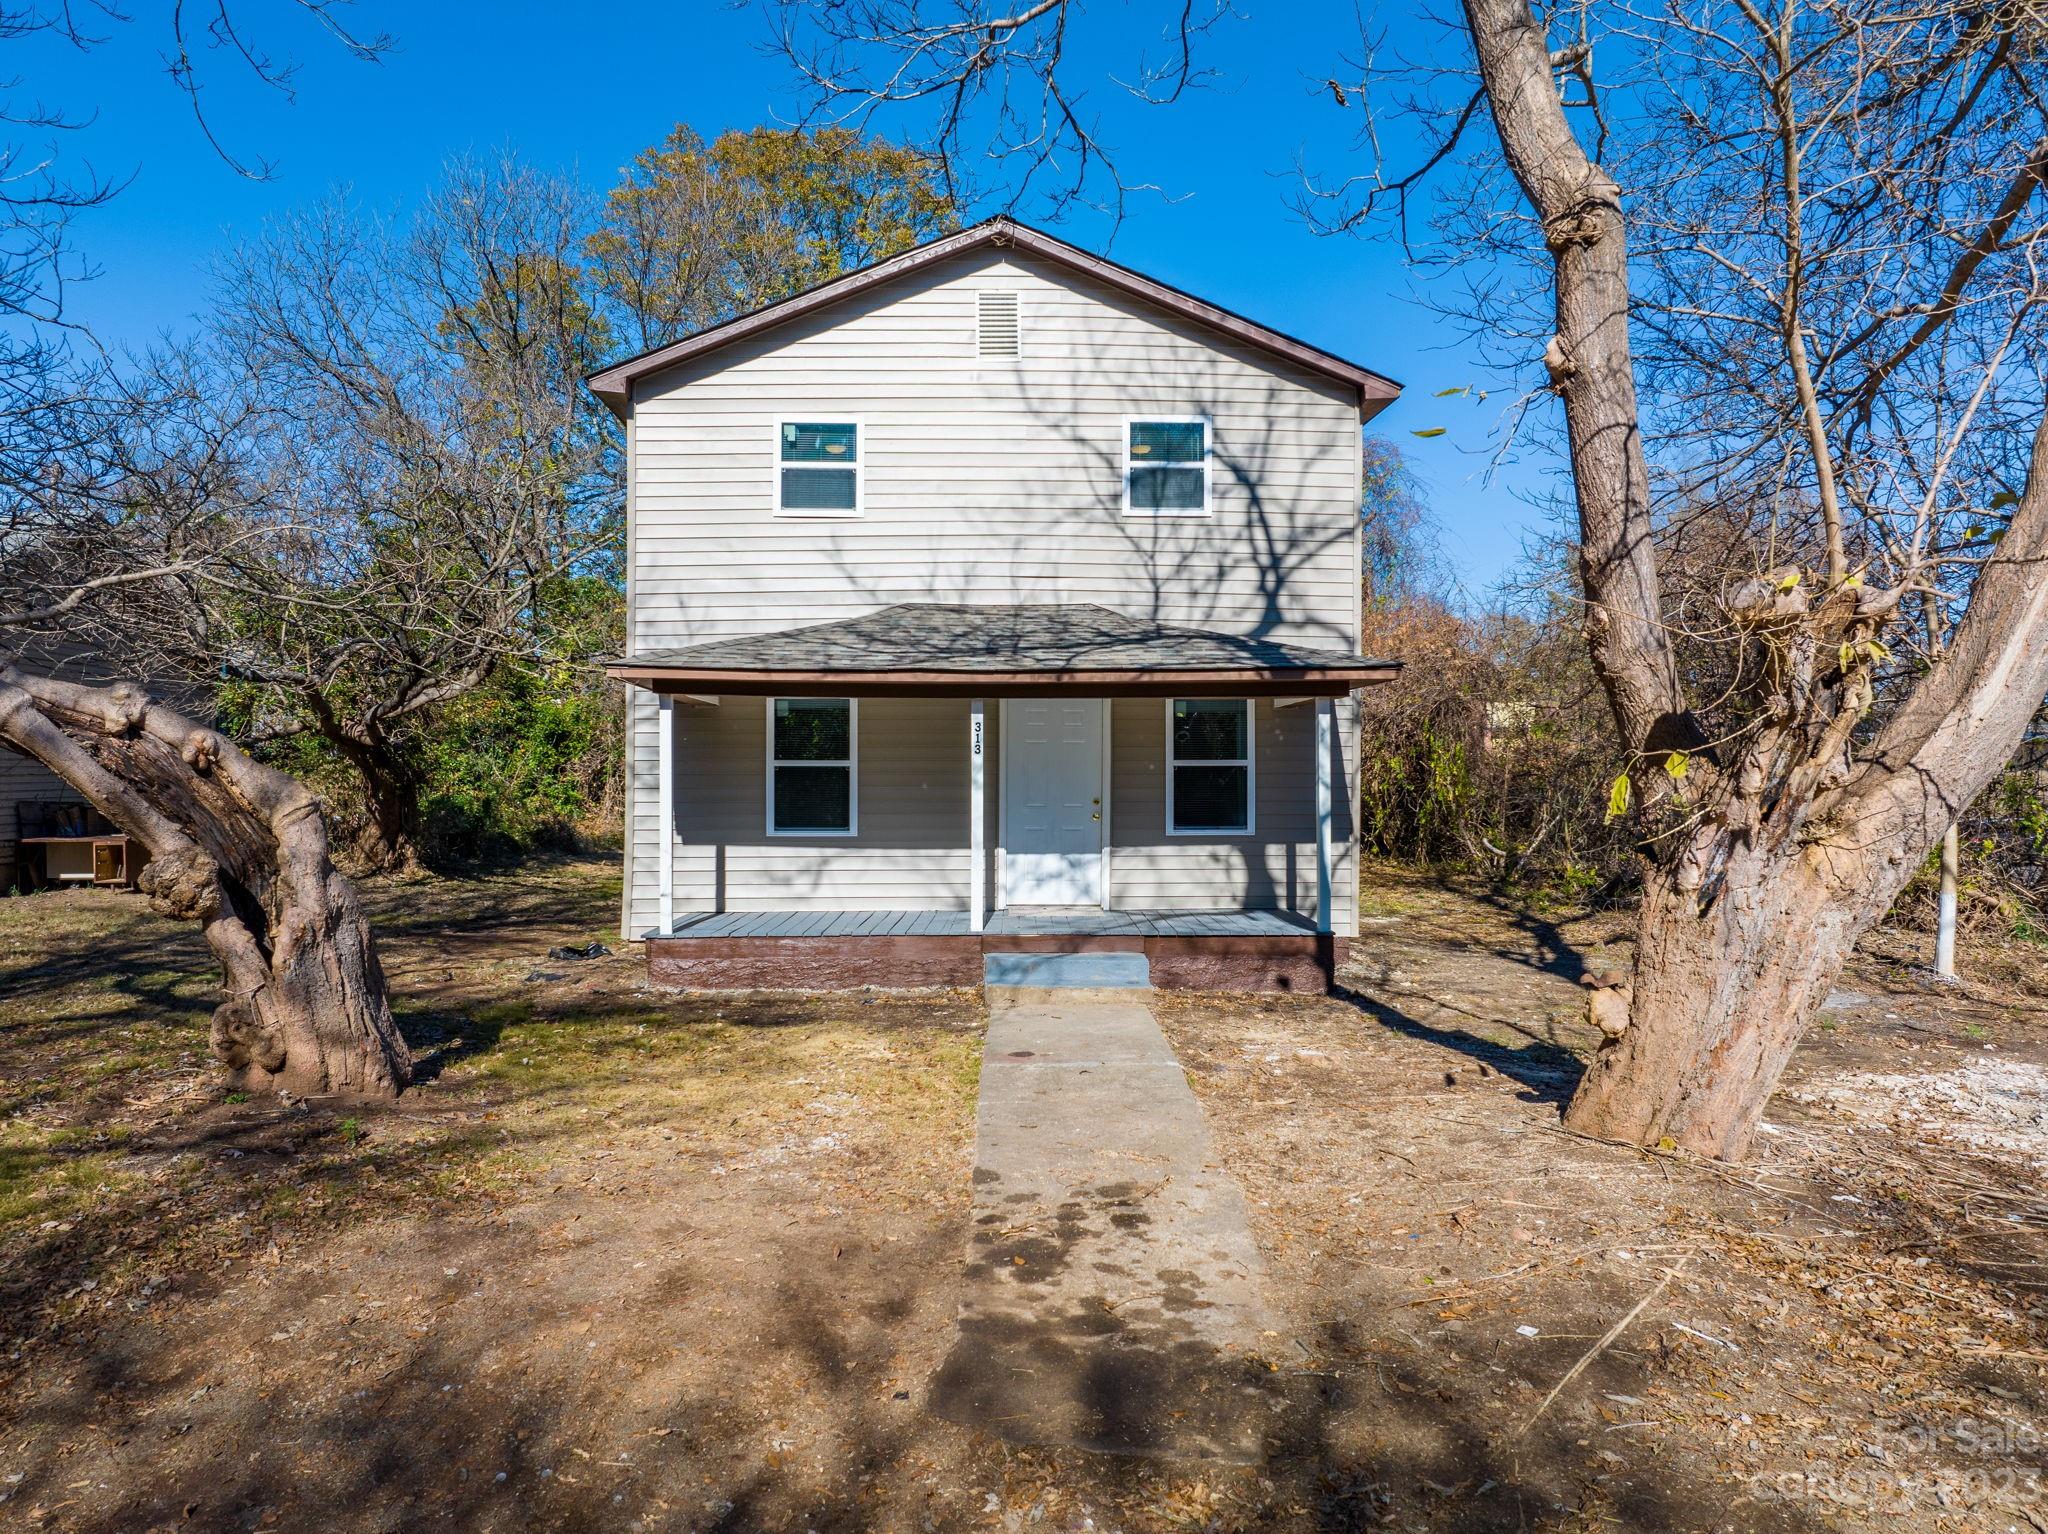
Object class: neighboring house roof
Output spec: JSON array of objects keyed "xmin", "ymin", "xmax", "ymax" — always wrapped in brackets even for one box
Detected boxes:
[
  {"xmin": 585, "ymin": 217, "xmax": 1403, "ymax": 422},
  {"xmin": 606, "ymin": 603, "xmax": 1400, "ymax": 697}
]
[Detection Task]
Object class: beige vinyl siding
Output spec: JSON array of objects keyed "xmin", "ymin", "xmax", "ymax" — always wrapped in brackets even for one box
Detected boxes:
[
  {"xmin": 627, "ymin": 248, "xmax": 1359, "ymax": 650},
  {"xmin": 1105, "ymin": 697, "xmax": 1357, "ymax": 931},
  {"xmin": 657, "ymin": 696, "xmax": 999, "ymax": 918},
  {"xmin": 634, "ymin": 692, "xmax": 1356, "ymax": 933},
  {"xmin": 624, "ymin": 686, "xmax": 656, "ymax": 927},
  {"xmin": 623, "ymin": 244, "xmax": 1366, "ymax": 937},
  {"xmin": 619, "ymin": 398, "xmax": 640, "ymax": 940},
  {"xmin": 0, "ymin": 747, "xmax": 81, "ymax": 891}
]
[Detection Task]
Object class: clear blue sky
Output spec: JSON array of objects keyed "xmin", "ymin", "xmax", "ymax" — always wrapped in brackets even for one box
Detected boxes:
[{"xmin": 28, "ymin": 0, "xmax": 1556, "ymax": 592}]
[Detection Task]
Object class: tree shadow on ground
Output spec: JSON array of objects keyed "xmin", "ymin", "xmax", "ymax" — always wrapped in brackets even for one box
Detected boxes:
[
  {"xmin": 1473, "ymin": 891, "xmax": 1603, "ymax": 983},
  {"xmin": 358, "ymin": 851, "xmax": 622, "ymax": 949},
  {"xmin": 393, "ymin": 986, "xmax": 921, "ymax": 1085},
  {"xmin": 1330, "ymin": 983, "xmax": 1585, "ymax": 1105},
  {"xmin": 0, "ymin": 901, "xmax": 211, "ymax": 1023},
  {"xmin": 13, "ymin": 1251, "xmax": 1844, "ymax": 1534}
]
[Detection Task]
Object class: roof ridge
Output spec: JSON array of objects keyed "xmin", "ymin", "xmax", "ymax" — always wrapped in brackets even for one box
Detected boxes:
[{"xmin": 584, "ymin": 220, "xmax": 1401, "ymax": 420}]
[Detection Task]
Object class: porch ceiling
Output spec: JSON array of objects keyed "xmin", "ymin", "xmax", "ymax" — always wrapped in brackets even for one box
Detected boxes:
[{"xmin": 606, "ymin": 602, "xmax": 1400, "ymax": 697}]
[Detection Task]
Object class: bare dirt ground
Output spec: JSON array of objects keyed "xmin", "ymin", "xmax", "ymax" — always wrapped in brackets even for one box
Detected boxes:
[
  {"xmin": 2, "ymin": 857, "xmax": 2045, "ymax": 1533},
  {"xmin": 1158, "ymin": 874, "xmax": 2048, "ymax": 1532}
]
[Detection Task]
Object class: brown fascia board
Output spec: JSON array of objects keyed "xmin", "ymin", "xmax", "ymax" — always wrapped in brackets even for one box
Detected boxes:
[
  {"xmin": 584, "ymin": 217, "xmax": 1404, "ymax": 423},
  {"xmin": 602, "ymin": 663, "xmax": 1402, "ymax": 698}
]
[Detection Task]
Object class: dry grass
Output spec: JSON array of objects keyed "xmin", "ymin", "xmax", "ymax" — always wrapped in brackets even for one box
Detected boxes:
[
  {"xmin": 0, "ymin": 857, "xmax": 983, "ymax": 1358},
  {"xmin": 2, "ymin": 856, "xmax": 2045, "ymax": 1532}
]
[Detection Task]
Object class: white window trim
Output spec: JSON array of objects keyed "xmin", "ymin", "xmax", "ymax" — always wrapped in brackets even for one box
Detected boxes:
[
  {"xmin": 1164, "ymin": 697, "xmax": 1255, "ymax": 836},
  {"xmin": 773, "ymin": 417, "xmax": 864, "ymax": 519},
  {"xmin": 765, "ymin": 697, "xmax": 859, "ymax": 837},
  {"xmin": 1122, "ymin": 415, "xmax": 1212, "ymax": 518}
]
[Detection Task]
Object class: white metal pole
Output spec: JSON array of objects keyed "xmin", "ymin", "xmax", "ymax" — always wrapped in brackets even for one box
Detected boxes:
[
  {"xmin": 656, "ymin": 694, "xmax": 676, "ymax": 937},
  {"xmin": 969, "ymin": 699, "xmax": 986, "ymax": 935},
  {"xmin": 1099, "ymin": 698, "xmax": 1113, "ymax": 911},
  {"xmin": 1935, "ymin": 822, "xmax": 1959, "ymax": 979},
  {"xmin": 1314, "ymin": 696, "xmax": 1334, "ymax": 937}
]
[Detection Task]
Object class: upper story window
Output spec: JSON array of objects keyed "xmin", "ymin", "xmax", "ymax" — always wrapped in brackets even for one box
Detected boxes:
[
  {"xmin": 1124, "ymin": 417, "xmax": 1210, "ymax": 516},
  {"xmin": 1166, "ymin": 698, "xmax": 1254, "ymax": 835},
  {"xmin": 777, "ymin": 420, "xmax": 861, "ymax": 517},
  {"xmin": 767, "ymin": 698, "xmax": 857, "ymax": 836}
]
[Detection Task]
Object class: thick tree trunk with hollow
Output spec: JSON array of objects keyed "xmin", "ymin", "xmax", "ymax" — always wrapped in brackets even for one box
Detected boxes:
[
  {"xmin": 1566, "ymin": 414, "xmax": 2048, "ymax": 1156},
  {"xmin": 0, "ymin": 667, "xmax": 412, "ymax": 1098}
]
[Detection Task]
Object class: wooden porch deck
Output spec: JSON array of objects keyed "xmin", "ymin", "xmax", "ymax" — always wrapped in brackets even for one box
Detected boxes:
[
  {"xmin": 647, "ymin": 907, "xmax": 1341, "ymax": 994},
  {"xmin": 664, "ymin": 908, "xmax": 1317, "ymax": 940}
]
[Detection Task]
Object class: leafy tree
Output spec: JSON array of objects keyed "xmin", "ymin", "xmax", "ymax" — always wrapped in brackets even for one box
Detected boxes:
[
  {"xmin": 588, "ymin": 126, "xmax": 956, "ymax": 347},
  {"xmin": 414, "ymin": 572, "xmax": 626, "ymax": 859},
  {"xmin": 145, "ymin": 156, "xmax": 623, "ymax": 871}
]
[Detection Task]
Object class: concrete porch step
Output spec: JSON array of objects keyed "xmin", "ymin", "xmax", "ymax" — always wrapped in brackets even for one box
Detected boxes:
[{"xmin": 983, "ymin": 951, "xmax": 1152, "ymax": 989}]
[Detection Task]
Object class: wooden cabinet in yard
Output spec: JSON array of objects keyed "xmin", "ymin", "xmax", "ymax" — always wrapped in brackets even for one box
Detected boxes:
[{"xmin": 11, "ymin": 803, "xmax": 144, "ymax": 892}]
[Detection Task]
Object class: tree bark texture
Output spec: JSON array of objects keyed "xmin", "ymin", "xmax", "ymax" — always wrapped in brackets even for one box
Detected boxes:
[
  {"xmin": 1562, "ymin": 415, "xmax": 2048, "ymax": 1158},
  {"xmin": 327, "ymin": 727, "xmax": 424, "ymax": 874},
  {"xmin": 1464, "ymin": 0, "xmax": 2048, "ymax": 1156},
  {"xmin": 0, "ymin": 667, "xmax": 412, "ymax": 1098},
  {"xmin": 1460, "ymin": 0, "xmax": 1692, "ymax": 758}
]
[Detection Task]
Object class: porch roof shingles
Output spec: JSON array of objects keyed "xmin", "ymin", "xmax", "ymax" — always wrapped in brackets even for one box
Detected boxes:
[{"xmin": 607, "ymin": 603, "xmax": 1399, "ymax": 695}]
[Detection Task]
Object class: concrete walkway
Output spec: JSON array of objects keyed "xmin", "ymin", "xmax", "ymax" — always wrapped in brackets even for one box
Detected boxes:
[{"xmin": 927, "ymin": 987, "xmax": 1285, "ymax": 1461}]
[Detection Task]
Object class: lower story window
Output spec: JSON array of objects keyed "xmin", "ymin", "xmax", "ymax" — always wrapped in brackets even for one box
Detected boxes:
[
  {"xmin": 1167, "ymin": 698, "xmax": 1253, "ymax": 834},
  {"xmin": 768, "ymin": 697, "xmax": 857, "ymax": 835}
]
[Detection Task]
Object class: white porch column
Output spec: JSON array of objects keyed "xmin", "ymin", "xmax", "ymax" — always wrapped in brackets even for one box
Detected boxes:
[
  {"xmin": 1314, "ymin": 696, "xmax": 1334, "ymax": 937},
  {"xmin": 656, "ymin": 693, "xmax": 676, "ymax": 937},
  {"xmin": 969, "ymin": 698, "xmax": 987, "ymax": 934}
]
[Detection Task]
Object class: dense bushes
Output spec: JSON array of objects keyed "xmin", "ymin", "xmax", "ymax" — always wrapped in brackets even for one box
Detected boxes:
[
  {"xmin": 220, "ymin": 568, "xmax": 627, "ymax": 870},
  {"xmin": 414, "ymin": 662, "xmax": 624, "ymax": 861},
  {"xmin": 234, "ymin": 659, "xmax": 624, "ymax": 869},
  {"xmin": 1356, "ymin": 582, "xmax": 1636, "ymax": 901},
  {"xmin": 1355, "ymin": 557, "xmax": 2048, "ymax": 940}
]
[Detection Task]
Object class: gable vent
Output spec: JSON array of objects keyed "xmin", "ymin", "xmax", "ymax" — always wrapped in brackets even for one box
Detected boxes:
[{"xmin": 977, "ymin": 290, "xmax": 1020, "ymax": 357}]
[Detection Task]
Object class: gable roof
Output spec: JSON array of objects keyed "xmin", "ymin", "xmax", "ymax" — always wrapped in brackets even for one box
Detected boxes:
[{"xmin": 585, "ymin": 216, "xmax": 1403, "ymax": 421}]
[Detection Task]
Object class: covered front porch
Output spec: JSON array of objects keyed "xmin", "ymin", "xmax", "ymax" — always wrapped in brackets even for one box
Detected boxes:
[
  {"xmin": 611, "ymin": 603, "xmax": 1396, "ymax": 992},
  {"xmin": 664, "ymin": 907, "xmax": 1319, "ymax": 938},
  {"xmin": 648, "ymin": 906, "xmax": 1341, "ymax": 993}
]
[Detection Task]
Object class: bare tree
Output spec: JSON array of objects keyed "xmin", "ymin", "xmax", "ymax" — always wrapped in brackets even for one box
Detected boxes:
[
  {"xmin": 0, "ymin": 2, "xmax": 412, "ymax": 1098},
  {"xmin": 765, "ymin": 0, "xmax": 1232, "ymax": 224},
  {"xmin": 83, "ymin": 157, "xmax": 622, "ymax": 869},
  {"xmin": 0, "ymin": 2, "xmax": 390, "ymax": 484},
  {"xmin": 0, "ymin": 365, "xmax": 413, "ymax": 1097},
  {"xmin": 767, "ymin": 0, "xmax": 2048, "ymax": 1157},
  {"xmin": 1449, "ymin": 0, "xmax": 2045, "ymax": 1157}
]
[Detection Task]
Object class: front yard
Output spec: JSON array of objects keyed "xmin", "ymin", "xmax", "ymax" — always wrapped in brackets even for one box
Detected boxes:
[{"xmin": 2, "ymin": 857, "xmax": 2044, "ymax": 1531}]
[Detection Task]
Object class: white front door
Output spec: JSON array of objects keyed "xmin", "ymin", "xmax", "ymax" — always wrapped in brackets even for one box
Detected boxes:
[{"xmin": 1003, "ymin": 699, "xmax": 1104, "ymax": 906}]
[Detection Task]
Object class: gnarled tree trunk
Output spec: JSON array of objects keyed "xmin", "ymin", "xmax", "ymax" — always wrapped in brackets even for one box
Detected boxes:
[
  {"xmin": 1563, "ymin": 405, "xmax": 2048, "ymax": 1158},
  {"xmin": 1567, "ymin": 841, "xmax": 1875, "ymax": 1158},
  {"xmin": 1465, "ymin": 0, "xmax": 2048, "ymax": 1158},
  {"xmin": 0, "ymin": 666, "xmax": 411, "ymax": 1098}
]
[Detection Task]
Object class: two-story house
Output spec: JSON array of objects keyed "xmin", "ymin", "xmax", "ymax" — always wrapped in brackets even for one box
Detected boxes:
[{"xmin": 592, "ymin": 217, "xmax": 1401, "ymax": 992}]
